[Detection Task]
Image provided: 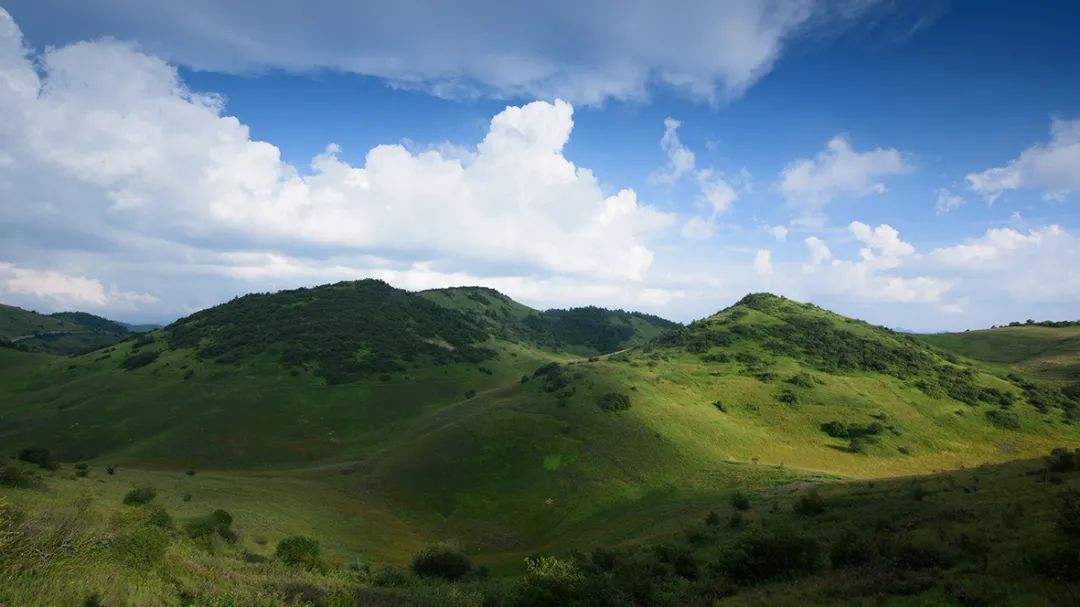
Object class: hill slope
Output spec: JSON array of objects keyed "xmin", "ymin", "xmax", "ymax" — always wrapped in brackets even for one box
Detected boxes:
[
  {"xmin": 920, "ymin": 325, "xmax": 1080, "ymax": 386},
  {"xmin": 0, "ymin": 288, "xmax": 1078, "ymax": 571},
  {"xmin": 0, "ymin": 304, "xmax": 130, "ymax": 354}
]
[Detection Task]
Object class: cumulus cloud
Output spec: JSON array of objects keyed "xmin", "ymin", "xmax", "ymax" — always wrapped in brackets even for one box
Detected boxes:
[
  {"xmin": 935, "ymin": 188, "xmax": 965, "ymax": 214},
  {"xmin": 798, "ymin": 223, "xmax": 948, "ymax": 304},
  {"xmin": 650, "ymin": 118, "xmax": 696, "ymax": 184},
  {"xmin": 0, "ymin": 1, "xmax": 888, "ymax": 105},
  {"xmin": 0, "ymin": 10, "xmax": 671, "ymax": 300},
  {"xmin": 0, "ymin": 262, "xmax": 156, "ymax": 311},
  {"xmin": 778, "ymin": 136, "xmax": 912, "ymax": 219},
  {"xmin": 930, "ymin": 225, "xmax": 1066, "ymax": 267},
  {"xmin": 966, "ymin": 117, "xmax": 1080, "ymax": 202},
  {"xmin": 680, "ymin": 216, "xmax": 716, "ymax": 241},
  {"xmin": 765, "ymin": 225, "xmax": 789, "ymax": 240}
]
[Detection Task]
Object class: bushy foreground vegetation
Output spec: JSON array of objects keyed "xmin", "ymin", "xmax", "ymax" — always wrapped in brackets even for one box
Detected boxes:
[{"xmin": 3, "ymin": 450, "xmax": 1079, "ymax": 606}]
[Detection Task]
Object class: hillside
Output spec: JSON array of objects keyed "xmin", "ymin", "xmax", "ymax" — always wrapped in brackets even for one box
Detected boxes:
[
  {"xmin": 0, "ymin": 304, "xmax": 131, "ymax": 354},
  {"xmin": 920, "ymin": 325, "xmax": 1080, "ymax": 386},
  {"xmin": 1, "ymin": 287, "xmax": 1079, "ymax": 605}
]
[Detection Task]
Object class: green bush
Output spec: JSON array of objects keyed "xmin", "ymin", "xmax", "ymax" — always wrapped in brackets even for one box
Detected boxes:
[
  {"xmin": 111, "ymin": 525, "xmax": 171, "ymax": 568},
  {"xmin": 1058, "ymin": 489, "xmax": 1080, "ymax": 536},
  {"xmin": 411, "ymin": 545, "xmax": 473, "ymax": 580},
  {"xmin": 120, "ymin": 350, "xmax": 160, "ymax": 371},
  {"xmin": 0, "ymin": 465, "xmax": 35, "ymax": 488},
  {"xmin": 731, "ymin": 492, "xmax": 751, "ymax": 511},
  {"xmin": 17, "ymin": 448, "xmax": 57, "ymax": 470},
  {"xmin": 722, "ymin": 531, "xmax": 820, "ymax": 583},
  {"xmin": 184, "ymin": 509, "xmax": 236, "ymax": 543},
  {"xmin": 276, "ymin": 535, "xmax": 322, "ymax": 568},
  {"xmin": 147, "ymin": 506, "xmax": 172, "ymax": 528},
  {"xmin": 373, "ymin": 566, "xmax": 410, "ymax": 587},
  {"xmin": 985, "ymin": 409, "xmax": 1020, "ymax": 429},
  {"xmin": 793, "ymin": 490, "xmax": 826, "ymax": 516},
  {"xmin": 597, "ymin": 392, "xmax": 631, "ymax": 412},
  {"xmin": 123, "ymin": 486, "xmax": 157, "ymax": 506}
]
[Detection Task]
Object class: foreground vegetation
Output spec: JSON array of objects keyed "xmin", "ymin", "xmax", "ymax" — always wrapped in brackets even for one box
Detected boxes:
[{"xmin": 2, "ymin": 450, "xmax": 1078, "ymax": 605}]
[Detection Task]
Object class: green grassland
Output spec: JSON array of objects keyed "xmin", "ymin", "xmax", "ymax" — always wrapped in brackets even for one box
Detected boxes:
[
  {"xmin": 1, "ymin": 284, "xmax": 1079, "ymax": 604},
  {"xmin": 920, "ymin": 325, "xmax": 1080, "ymax": 385},
  {"xmin": 1, "ymin": 303, "xmax": 132, "ymax": 354}
]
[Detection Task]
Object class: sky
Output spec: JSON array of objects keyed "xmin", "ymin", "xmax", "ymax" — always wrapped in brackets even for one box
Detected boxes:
[{"xmin": 0, "ymin": 1, "xmax": 1077, "ymax": 331}]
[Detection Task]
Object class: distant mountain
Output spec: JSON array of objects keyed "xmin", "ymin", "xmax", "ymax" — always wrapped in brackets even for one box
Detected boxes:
[
  {"xmin": 121, "ymin": 322, "xmax": 162, "ymax": 333},
  {"xmin": 0, "ymin": 303, "xmax": 131, "ymax": 354},
  {"xmin": 919, "ymin": 324, "xmax": 1080, "ymax": 386}
]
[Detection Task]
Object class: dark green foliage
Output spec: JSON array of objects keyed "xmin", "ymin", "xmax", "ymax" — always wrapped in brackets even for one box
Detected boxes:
[
  {"xmin": 120, "ymin": 350, "xmax": 159, "ymax": 371},
  {"xmin": 793, "ymin": 490, "xmax": 826, "ymax": 515},
  {"xmin": 276, "ymin": 535, "xmax": 322, "ymax": 568},
  {"xmin": 731, "ymin": 491, "xmax": 751, "ymax": 511},
  {"xmin": 123, "ymin": 486, "xmax": 157, "ymax": 506},
  {"xmin": 184, "ymin": 509, "xmax": 236, "ymax": 543},
  {"xmin": 410, "ymin": 545, "xmax": 473, "ymax": 580},
  {"xmin": 775, "ymin": 388, "xmax": 799, "ymax": 405},
  {"xmin": 17, "ymin": 447, "xmax": 57, "ymax": 470},
  {"xmin": 106, "ymin": 466, "xmax": 115, "ymax": 475},
  {"xmin": 820, "ymin": 420, "xmax": 884, "ymax": 439},
  {"xmin": 786, "ymin": 372, "xmax": 816, "ymax": 388},
  {"xmin": 829, "ymin": 530, "xmax": 877, "ymax": 569},
  {"xmin": 49, "ymin": 311, "xmax": 128, "ymax": 335},
  {"xmin": 704, "ymin": 511, "xmax": 721, "ymax": 526},
  {"xmin": 465, "ymin": 389, "xmax": 477, "ymax": 399},
  {"xmin": 520, "ymin": 306, "xmax": 676, "ymax": 353},
  {"xmin": 722, "ymin": 531, "xmax": 820, "ymax": 584},
  {"xmin": 1058, "ymin": 489, "xmax": 1080, "ymax": 536},
  {"xmin": 1029, "ymin": 546, "xmax": 1080, "ymax": 581},
  {"xmin": 985, "ymin": 409, "xmax": 1020, "ymax": 430},
  {"xmin": 848, "ymin": 437, "xmax": 868, "ymax": 453},
  {"xmin": 0, "ymin": 465, "xmax": 35, "ymax": 488},
  {"xmin": 74, "ymin": 462, "xmax": 88, "ymax": 471},
  {"xmin": 1046, "ymin": 447, "xmax": 1080, "ymax": 472},
  {"xmin": 712, "ymin": 400, "xmax": 727, "ymax": 413},
  {"xmin": 373, "ymin": 567, "xmax": 410, "ymax": 587},
  {"xmin": 165, "ymin": 280, "xmax": 496, "ymax": 384},
  {"xmin": 597, "ymin": 392, "xmax": 631, "ymax": 412},
  {"xmin": 147, "ymin": 506, "xmax": 172, "ymax": 528}
]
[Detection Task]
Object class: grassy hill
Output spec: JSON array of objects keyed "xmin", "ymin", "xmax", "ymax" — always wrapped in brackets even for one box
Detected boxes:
[
  {"xmin": 1, "ymin": 286, "xmax": 1079, "ymax": 605},
  {"xmin": 920, "ymin": 325, "xmax": 1080, "ymax": 386},
  {"xmin": 0, "ymin": 304, "xmax": 131, "ymax": 354}
]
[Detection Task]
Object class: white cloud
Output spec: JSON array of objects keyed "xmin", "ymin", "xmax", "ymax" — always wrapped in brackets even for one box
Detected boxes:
[
  {"xmin": 753, "ymin": 249, "xmax": 773, "ymax": 277},
  {"xmin": 797, "ymin": 224, "xmax": 948, "ymax": 304},
  {"xmin": 0, "ymin": 262, "xmax": 156, "ymax": 311},
  {"xmin": 929, "ymin": 225, "xmax": 1065, "ymax": 267},
  {"xmin": 765, "ymin": 225, "xmax": 789, "ymax": 241},
  {"xmin": 5, "ymin": 1, "xmax": 886, "ymax": 105},
  {"xmin": 803, "ymin": 236, "xmax": 832, "ymax": 267},
  {"xmin": 967, "ymin": 118, "xmax": 1080, "ymax": 202},
  {"xmin": 0, "ymin": 12, "xmax": 672, "ymax": 290},
  {"xmin": 649, "ymin": 117, "xmax": 738, "ymax": 215},
  {"xmin": 935, "ymin": 188, "xmax": 965, "ymax": 214},
  {"xmin": 680, "ymin": 216, "xmax": 716, "ymax": 240},
  {"xmin": 650, "ymin": 117, "xmax": 696, "ymax": 184},
  {"xmin": 778, "ymin": 136, "xmax": 912, "ymax": 219}
]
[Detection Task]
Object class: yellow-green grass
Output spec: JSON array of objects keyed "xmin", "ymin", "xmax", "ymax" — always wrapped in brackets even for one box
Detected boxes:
[{"xmin": 920, "ymin": 325, "xmax": 1080, "ymax": 384}]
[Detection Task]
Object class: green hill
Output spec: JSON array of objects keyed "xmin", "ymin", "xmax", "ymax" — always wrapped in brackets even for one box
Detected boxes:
[
  {"xmin": 0, "ymin": 304, "xmax": 131, "ymax": 354},
  {"xmin": 1, "ymin": 286, "xmax": 1079, "ymax": 605},
  {"xmin": 919, "ymin": 325, "xmax": 1080, "ymax": 386}
]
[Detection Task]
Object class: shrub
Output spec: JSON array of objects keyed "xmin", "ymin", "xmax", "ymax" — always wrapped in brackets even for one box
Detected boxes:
[
  {"xmin": 147, "ymin": 506, "xmax": 172, "ymax": 528},
  {"xmin": 793, "ymin": 490, "xmax": 826, "ymax": 516},
  {"xmin": 1058, "ymin": 489, "xmax": 1080, "ymax": 536},
  {"xmin": 123, "ymin": 486, "xmax": 157, "ymax": 506},
  {"xmin": 106, "ymin": 466, "xmax": 115, "ymax": 475},
  {"xmin": 514, "ymin": 556, "xmax": 584, "ymax": 607},
  {"xmin": 184, "ymin": 509, "xmax": 236, "ymax": 543},
  {"xmin": 17, "ymin": 448, "xmax": 57, "ymax": 470},
  {"xmin": 121, "ymin": 350, "xmax": 160, "ymax": 370},
  {"xmin": 74, "ymin": 462, "xmax": 88, "ymax": 471},
  {"xmin": 112, "ymin": 525, "xmax": 171, "ymax": 568},
  {"xmin": 985, "ymin": 409, "xmax": 1020, "ymax": 429},
  {"xmin": 0, "ymin": 465, "xmax": 35, "ymax": 488},
  {"xmin": 723, "ymin": 531, "xmax": 820, "ymax": 583},
  {"xmin": 276, "ymin": 535, "xmax": 322, "ymax": 568},
  {"xmin": 712, "ymin": 400, "xmax": 727, "ymax": 413},
  {"xmin": 848, "ymin": 437, "xmax": 868, "ymax": 454},
  {"xmin": 465, "ymin": 389, "xmax": 477, "ymax": 399},
  {"xmin": 75, "ymin": 468, "xmax": 89, "ymax": 478},
  {"xmin": 776, "ymin": 389, "xmax": 799, "ymax": 405},
  {"xmin": 1046, "ymin": 447, "xmax": 1080, "ymax": 472},
  {"xmin": 786, "ymin": 372, "xmax": 816, "ymax": 388},
  {"xmin": 411, "ymin": 545, "xmax": 473, "ymax": 580},
  {"xmin": 1030, "ymin": 545, "xmax": 1080, "ymax": 581},
  {"xmin": 597, "ymin": 392, "xmax": 631, "ymax": 412},
  {"xmin": 704, "ymin": 511, "xmax": 721, "ymax": 526},
  {"xmin": 830, "ymin": 530, "xmax": 877, "ymax": 569},
  {"xmin": 731, "ymin": 492, "xmax": 751, "ymax": 511}
]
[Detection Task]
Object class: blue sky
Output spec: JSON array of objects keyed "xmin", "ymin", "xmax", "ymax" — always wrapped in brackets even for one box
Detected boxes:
[{"xmin": 0, "ymin": 1, "xmax": 1077, "ymax": 330}]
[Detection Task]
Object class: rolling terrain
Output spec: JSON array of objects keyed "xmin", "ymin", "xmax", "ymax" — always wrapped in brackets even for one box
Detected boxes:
[
  {"xmin": 0, "ymin": 303, "xmax": 134, "ymax": 355},
  {"xmin": 2, "ymin": 282, "xmax": 1079, "ymax": 605}
]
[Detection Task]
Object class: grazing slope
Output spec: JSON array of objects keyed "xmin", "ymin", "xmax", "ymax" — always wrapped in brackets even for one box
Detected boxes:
[
  {"xmin": 1, "ymin": 286, "xmax": 1078, "ymax": 595},
  {"xmin": 0, "ymin": 304, "xmax": 131, "ymax": 354},
  {"xmin": 920, "ymin": 325, "xmax": 1080, "ymax": 386}
]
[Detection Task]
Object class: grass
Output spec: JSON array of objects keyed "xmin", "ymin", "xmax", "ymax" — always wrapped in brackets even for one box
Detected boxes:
[
  {"xmin": 1, "ymin": 286, "xmax": 1079, "ymax": 603},
  {"xmin": 920, "ymin": 325, "xmax": 1080, "ymax": 384}
]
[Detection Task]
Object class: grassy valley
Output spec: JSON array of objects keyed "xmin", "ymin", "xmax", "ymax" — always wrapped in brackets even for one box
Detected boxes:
[{"xmin": 2, "ymin": 284, "xmax": 1079, "ymax": 605}]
